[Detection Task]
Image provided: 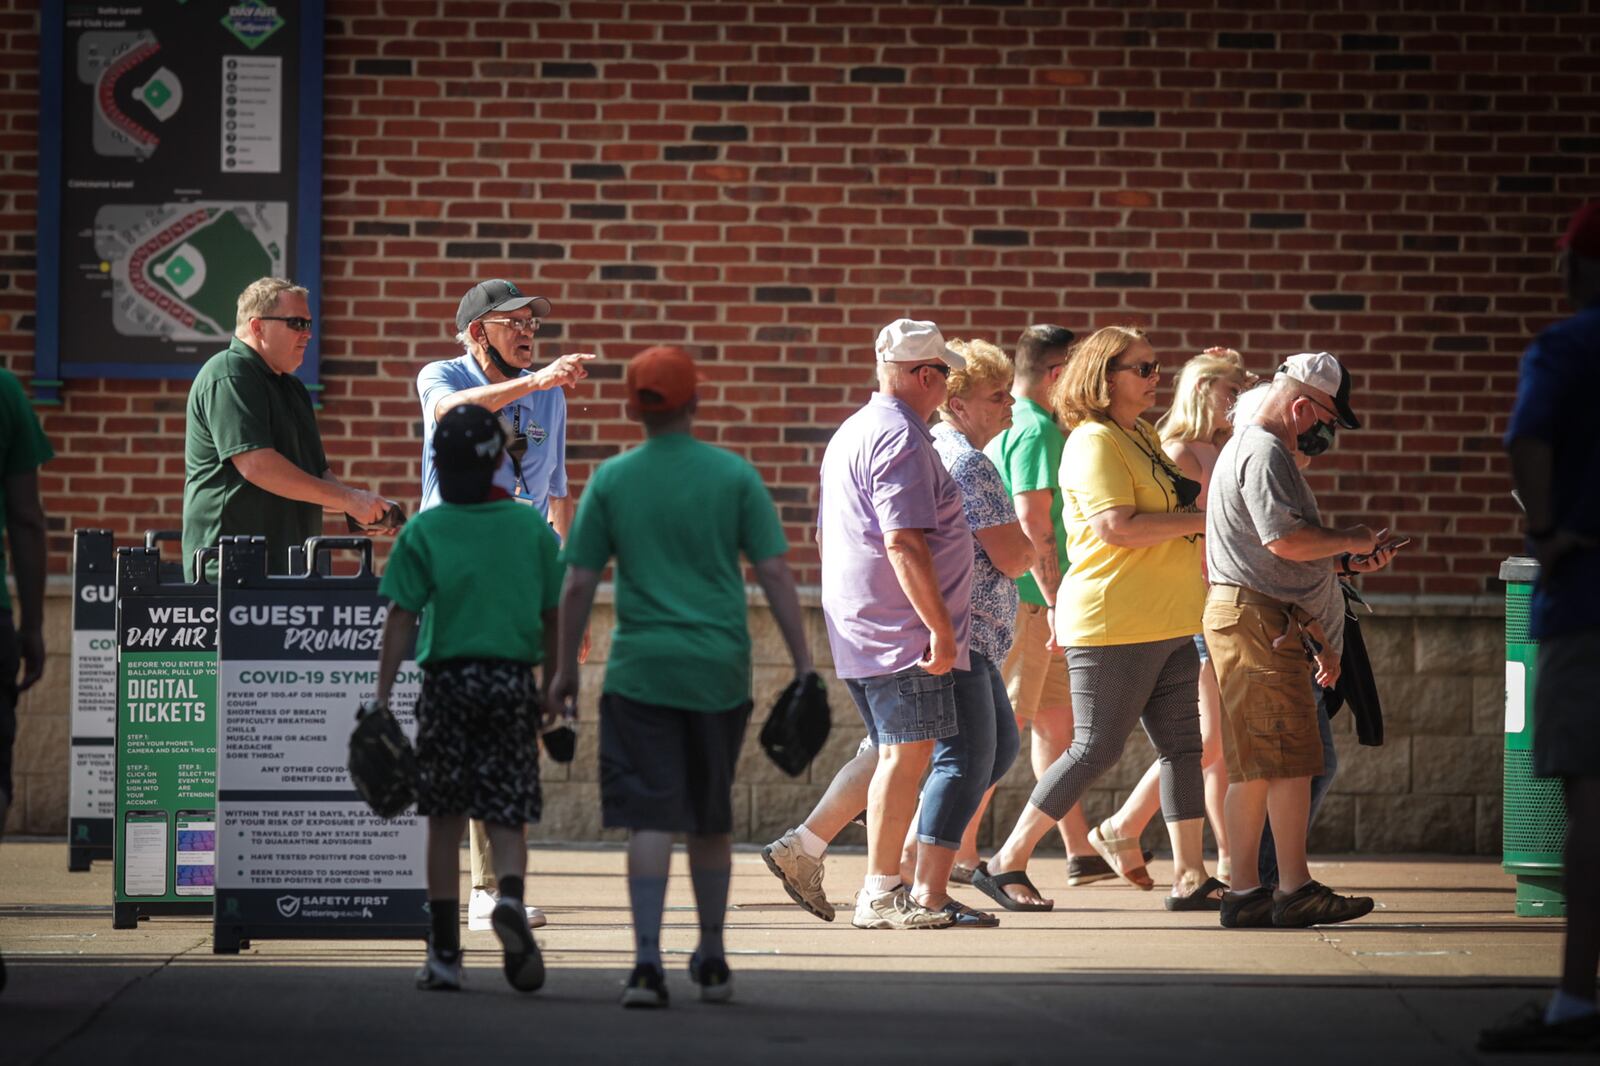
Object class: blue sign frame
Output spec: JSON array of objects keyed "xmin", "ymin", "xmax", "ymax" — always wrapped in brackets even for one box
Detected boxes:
[{"xmin": 33, "ymin": 2, "xmax": 324, "ymax": 404}]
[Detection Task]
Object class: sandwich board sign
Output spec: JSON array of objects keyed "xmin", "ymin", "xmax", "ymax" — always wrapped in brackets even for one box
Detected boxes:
[
  {"xmin": 213, "ymin": 535, "xmax": 426, "ymax": 952},
  {"xmin": 111, "ymin": 545, "xmax": 218, "ymax": 928}
]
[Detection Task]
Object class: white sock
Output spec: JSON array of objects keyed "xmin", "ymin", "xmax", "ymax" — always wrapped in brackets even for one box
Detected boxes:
[
  {"xmin": 795, "ymin": 824, "xmax": 828, "ymax": 859},
  {"xmin": 1546, "ymin": 990, "xmax": 1599, "ymax": 1024},
  {"xmin": 862, "ymin": 873, "xmax": 900, "ymax": 896}
]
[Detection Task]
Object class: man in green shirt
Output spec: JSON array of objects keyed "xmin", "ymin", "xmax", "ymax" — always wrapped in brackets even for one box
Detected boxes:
[
  {"xmin": 550, "ymin": 346, "xmax": 814, "ymax": 1009},
  {"xmin": 980, "ymin": 324, "xmax": 1102, "ymax": 891},
  {"xmin": 182, "ymin": 277, "xmax": 394, "ymax": 579},
  {"xmin": 0, "ymin": 366, "xmax": 51, "ymax": 994}
]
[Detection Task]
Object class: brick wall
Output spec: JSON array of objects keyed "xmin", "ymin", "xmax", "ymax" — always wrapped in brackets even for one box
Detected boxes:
[{"xmin": 2, "ymin": 2, "xmax": 1597, "ymax": 589}]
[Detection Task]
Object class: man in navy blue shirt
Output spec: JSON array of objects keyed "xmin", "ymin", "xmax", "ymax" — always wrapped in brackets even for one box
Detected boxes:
[{"xmin": 1484, "ymin": 203, "xmax": 1600, "ymax": 1053}]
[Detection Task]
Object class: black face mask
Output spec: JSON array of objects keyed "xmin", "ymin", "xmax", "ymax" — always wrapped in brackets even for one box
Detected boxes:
[
  {"xmin": 1295, "ymin": 403, "xmax": 1337, "ymax": 457},
  {"xmin": 482, "ymin": 339, "xmax": 521, "ymax": 381}
]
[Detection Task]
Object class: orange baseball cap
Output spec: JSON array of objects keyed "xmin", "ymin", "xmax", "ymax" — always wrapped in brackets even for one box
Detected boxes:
[{"xmin": 626, "ymin": 345, "xmax": 699, "ymax": 415}]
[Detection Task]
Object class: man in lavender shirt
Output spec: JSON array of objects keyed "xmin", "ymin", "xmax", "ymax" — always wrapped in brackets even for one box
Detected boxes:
[{"xmin": 817, "ymin": 318, "xmax": 974, "ymax": 930}]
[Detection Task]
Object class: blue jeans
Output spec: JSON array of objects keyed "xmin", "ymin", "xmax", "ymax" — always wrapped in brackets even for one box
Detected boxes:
[
  {"xmin": 1257, "ymin": 691, "xmax": 1339, "ymax": 885},
  {"xmin": 845, "ymin": 664, "xmax": 958, "ymax": 747},
  {"xmin": 917, "ymin": 652, "xmax": 1020, "ymax": 849}
]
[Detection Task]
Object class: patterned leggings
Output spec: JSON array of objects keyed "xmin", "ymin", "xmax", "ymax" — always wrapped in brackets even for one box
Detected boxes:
[{"xmin": 1029, "ymin": 636, "xmax": 1205, "ymax": 824}]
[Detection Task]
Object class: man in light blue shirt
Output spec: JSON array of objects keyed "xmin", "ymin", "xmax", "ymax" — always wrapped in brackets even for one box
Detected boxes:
[
  {"xmin": 417, "ymin": 279, "xmax": 593, "ymax": 534},
  {"xmin": 415, "ymin": 277, "xmax": 593, "ymax": 933}
]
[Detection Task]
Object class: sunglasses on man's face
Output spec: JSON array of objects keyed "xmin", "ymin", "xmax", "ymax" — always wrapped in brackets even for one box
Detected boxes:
[
  {"xmin": 909, "ymin": 361, "xmax": 951, "ymax": 379},
  {"xmin": 257, "ymin": 315, "xmax": 314, "ymax": 332},
  {"xmin": 1109, "ymin": 359, "xmax": 1160, "ymax": 379}
]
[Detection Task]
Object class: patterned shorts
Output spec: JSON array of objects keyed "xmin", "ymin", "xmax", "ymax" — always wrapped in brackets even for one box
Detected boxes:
[{"xmin": 414, "ymin": 658, "xmax": 542, "ymax": 825}]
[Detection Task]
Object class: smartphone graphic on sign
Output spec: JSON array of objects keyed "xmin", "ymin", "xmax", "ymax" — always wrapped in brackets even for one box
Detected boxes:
[
  {"xmin": 174, "ymin": 810, "xmax": 215, "ymax": 896},
  {"xmin": 123, "ymin": 810, "xmax": 169, "ymax": 897}
]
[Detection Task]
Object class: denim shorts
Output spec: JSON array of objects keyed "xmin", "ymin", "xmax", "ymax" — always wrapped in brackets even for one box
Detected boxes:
[{"xmin": 845, "ymin": 664, "xmax": 958, "ymax": 746}]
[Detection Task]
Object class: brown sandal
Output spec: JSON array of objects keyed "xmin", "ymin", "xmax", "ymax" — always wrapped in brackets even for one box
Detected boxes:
[{"xmin": 1088, "ymin": 821, "xmax": 1155, "ymax": 890}]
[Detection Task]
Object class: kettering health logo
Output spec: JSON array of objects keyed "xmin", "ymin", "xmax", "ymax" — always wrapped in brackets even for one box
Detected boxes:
[{"xmin": 222, "ymin": 2, "xmax": 286, "ymax": 49}]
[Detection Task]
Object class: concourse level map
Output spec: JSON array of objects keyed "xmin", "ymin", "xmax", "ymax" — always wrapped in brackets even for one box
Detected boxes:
[{"xmin": 39, "ymin": 3, "xmax": 320, "ymax": 384}]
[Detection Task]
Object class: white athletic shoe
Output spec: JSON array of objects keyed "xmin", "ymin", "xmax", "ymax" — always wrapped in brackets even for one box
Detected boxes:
[
  {"xmin": 415, "ymin": 946, "xmax": 464, "ymax": 991},
  {"xmin": 467, "ymin": 887, "xmax": 547, "ymax": 931}
]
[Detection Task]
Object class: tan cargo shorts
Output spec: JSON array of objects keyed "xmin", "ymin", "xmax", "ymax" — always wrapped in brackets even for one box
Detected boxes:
[{"xmin": 1202, "ymin": 585, "xmax": 1324, "ymax": 783}]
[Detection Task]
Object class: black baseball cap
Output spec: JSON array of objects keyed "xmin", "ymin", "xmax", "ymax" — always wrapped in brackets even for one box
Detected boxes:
[
  {"xmin": 455, "ymin": 279, "xmax": 552, "ymax": 332},
  {"xmin": 433, "ymin": 404, "xmax": 506, "ymax": 504}
]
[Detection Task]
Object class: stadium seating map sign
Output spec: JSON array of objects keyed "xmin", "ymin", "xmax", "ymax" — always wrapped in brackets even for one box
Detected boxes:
[{"xmin": 36, "ymin": 2, "xmax": 323, "ymax": 392}]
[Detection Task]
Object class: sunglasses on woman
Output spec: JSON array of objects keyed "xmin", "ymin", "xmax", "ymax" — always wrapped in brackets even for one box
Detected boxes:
[{"xmin": 1109, "ymin": 359, "xmax": 1160, "ymax": 379}]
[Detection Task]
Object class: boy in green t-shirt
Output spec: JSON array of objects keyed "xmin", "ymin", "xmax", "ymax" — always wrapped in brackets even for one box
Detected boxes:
[
  {"xmin": 373, "ymin": 404, "xmax": 564, "ymax": 995},
  {"xmin": 549, "ymin": 346, "xmax": 814, "ymax": 1009}
]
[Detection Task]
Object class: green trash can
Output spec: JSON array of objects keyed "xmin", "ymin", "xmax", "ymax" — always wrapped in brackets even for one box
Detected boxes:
[{"xmin": 1500, "ymin": 556, "xmax": 1568, "ymax": 917}]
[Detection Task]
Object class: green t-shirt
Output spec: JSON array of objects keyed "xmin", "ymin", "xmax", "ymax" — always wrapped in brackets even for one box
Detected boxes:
[
  {"xmin": 984, "ymin": 396, "xmax": 1068, "ymax": 606},
  {"xmin": 183, "ymin": 337, "xmax": 329, "ymax": 580},
  {"xmin": 379, "ymin": 500, "xmax": 563, "ymax": 666},
  {"xmin": 0, "ymin": 370, "xmax": 54, "ymax": 612},
  {"xmin": 563, "ymin": 432, "xmax": 789, "ymax": 712}
]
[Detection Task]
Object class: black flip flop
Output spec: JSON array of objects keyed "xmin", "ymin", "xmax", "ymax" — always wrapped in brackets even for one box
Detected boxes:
[
  {"xmin": 971, "ymin": 862, "xmax": 1054, "ymax": 912},
  {"xmin": 939, "ymin": 899, "xmax": 1000, "ymax": 928},
  {"xmin": 1164, "ymin": 875, "xmax": 1226, "ymax": 912}
]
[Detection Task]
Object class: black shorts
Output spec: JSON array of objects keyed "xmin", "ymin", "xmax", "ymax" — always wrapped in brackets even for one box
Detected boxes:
[
  {"xmin": 1534, "ymin": 628, "xmax": 1600, "ymax": 780},
  {"xmin": 414, "ymin": 658, "xmax": 542, "ymax": 825},
  {"xmin": 0, "ymin": 617, "xmax": 17, "ymax": 805},
  {"xmin": 599, "ymin": 693, "xmax": 751, "ymax": 834}
]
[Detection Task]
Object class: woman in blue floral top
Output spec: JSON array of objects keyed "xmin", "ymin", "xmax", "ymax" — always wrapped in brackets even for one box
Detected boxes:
[{"xmin": 915, "ymin": 338, "xmax": 1038, "ymax": 919}]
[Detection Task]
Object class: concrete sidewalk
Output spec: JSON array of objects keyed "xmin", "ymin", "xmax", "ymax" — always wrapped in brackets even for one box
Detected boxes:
[{"xmin": 0, "ymin": 840, "xmax": 1565, "ymax": 1065}]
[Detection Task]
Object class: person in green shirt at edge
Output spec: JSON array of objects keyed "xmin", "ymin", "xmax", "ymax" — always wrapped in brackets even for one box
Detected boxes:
[
  {"xmin": 182, "ymin": 277, "xmax": 396, "ymax": 580},
  {"xmin": 549, "ymin": 346, "xmax": 814, "ymax": 1010},
  {"xmin": 972, "ymin": 324, "xmax": 1104, "ymax": 885},
  {"xmin": 0, "ymin": 366, "xmax": 51, "ymax": 996},
  {"xmin": 372, "ymin": 403, "xmax": 562, "ymax": 996}
]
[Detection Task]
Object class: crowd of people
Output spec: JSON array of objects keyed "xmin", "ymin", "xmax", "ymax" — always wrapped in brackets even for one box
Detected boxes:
[
  {"xmin": 764, "ymin": 317, "xmax": 1399, "ymax": 932},
  {"xmin": 0, "ymin": 203, "xmax": 1589, "ymax": 1047}
]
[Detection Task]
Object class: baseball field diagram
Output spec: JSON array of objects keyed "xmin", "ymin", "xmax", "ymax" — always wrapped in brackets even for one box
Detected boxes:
[
  {"xmin": 78, "ymin": 30, "xmax": 183, "ymax": 159},
  {"xmin": 95, "ymin": 202, "xmax": 288, "ymax": 340}
]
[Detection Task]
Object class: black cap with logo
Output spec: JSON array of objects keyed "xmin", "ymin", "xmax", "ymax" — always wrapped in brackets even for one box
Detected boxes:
[
  {"xmin": 454, "ymin": 279, "xmax": 553, "ymax": 333},
  {"xmin": 433, "ymin": 404, "xmax": 506, "ymax": 504}
]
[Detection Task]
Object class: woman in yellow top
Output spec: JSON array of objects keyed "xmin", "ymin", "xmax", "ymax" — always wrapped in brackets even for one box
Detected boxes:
[
  {"xmin": 1080, "ymin": 348, "xmax": 1255, "ymax": 888},
  {"xmin": 972, "ymin": 326, "xmax": 1221, "ymax": 912}
]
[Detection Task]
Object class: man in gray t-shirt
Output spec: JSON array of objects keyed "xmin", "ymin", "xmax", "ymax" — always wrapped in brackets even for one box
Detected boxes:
[{"xmin": 1202, "ymin": 353, "xmax": 1392, "ymax": 931}]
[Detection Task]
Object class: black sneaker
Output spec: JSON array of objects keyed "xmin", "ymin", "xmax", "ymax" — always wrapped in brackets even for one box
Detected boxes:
[
  {"xmin": 1219, "ymin": 886, "xmax": 1275, "ymax": 928},
  {"xmin": 620, "ymin": 963, "xmax": 669, "ymax": 1009},
  {"xmin": 1272, "ymin": 880, "xmax": 1374, "ymax": 928},
  {"xmin": 1479, "ymin": 1001, "xmax": 1600, "ymax": 1053},
  {"xmin": 688, "ymin": 950, "xmax": 733, "ymax": 1004},
  {"xmin": 490, "ymin": 898, "xmax": 545, "ymax": 993}
]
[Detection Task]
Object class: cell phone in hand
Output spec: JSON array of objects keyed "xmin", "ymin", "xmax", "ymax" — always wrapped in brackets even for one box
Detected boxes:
[{"xmin": 1376, "ymin": 537, "xmax": 1411, "ymax": 553}]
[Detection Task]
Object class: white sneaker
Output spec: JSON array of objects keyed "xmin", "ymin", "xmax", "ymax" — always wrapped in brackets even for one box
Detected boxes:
[
  {"xmin": 467, "ymin": 887, "xmax": 547, "ymax": 931},
  {"xmin": 415, "ymin": 946, "xmax": 464, "ymax": 991},
  {"xmin": 851, "ymin": 885, "xmax": 954, "ymax": 930}
]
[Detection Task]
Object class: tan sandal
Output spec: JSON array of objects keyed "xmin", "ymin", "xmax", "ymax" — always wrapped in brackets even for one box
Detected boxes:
[{"xmin": 1088, "ymin": 821, "xmax": 1155, "ymax": 891}]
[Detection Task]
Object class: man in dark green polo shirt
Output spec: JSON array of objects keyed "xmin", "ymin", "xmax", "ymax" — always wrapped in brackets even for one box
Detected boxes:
[
  {"xmin": 183, "ymin": 277, "xmax": 393, "ymax": 579},
  {"xmin": 0, "ymin": 364, "xmax": 51, "ymax": 994}
]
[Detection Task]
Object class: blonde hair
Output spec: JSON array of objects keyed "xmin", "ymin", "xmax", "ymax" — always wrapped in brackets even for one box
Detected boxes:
[
  {"xmin": 1050, "ymin": 325, "xmax": 1147, "ymax": 430},
  {"xmin": 940, "ymin": 338, "xmax": 1013, "ymax": 419},
  {"xmin": 1156, "ymin": 353, "xmax": 1251, "ymax": 446},
  {"xmin": 235, "ymin": 277, "xmax": 308, "ymax": 332}
]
